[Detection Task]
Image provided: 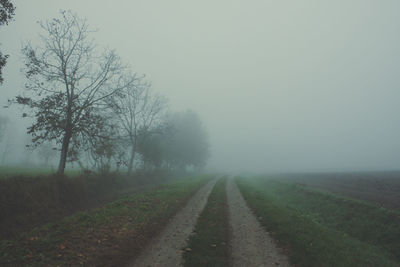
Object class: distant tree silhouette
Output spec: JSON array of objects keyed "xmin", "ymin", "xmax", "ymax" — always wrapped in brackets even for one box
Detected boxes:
[
  {"xmin": 109, "ymin": 81, "xmax": 167, "ymax": 174},
  {"xmin": 165, "ymin": 110, "xmax": 210, "ymax": 170},
  {"xmin": 137, "ymin": 110, "xmax": 210, "ymax": 171}
]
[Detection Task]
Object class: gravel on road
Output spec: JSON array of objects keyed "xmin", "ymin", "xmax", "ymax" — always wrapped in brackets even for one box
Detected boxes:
[
  {"xmin": 227, "ymin": 178, "xmax": 291, "ymax": 267},
  {"xmin": 130, "ymin": 178, "xmax": 218, "ymax": 267}
]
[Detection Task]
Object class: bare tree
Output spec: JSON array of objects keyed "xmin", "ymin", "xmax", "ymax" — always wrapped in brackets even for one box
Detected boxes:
[
  {"xmin": 109, "ymin": 81, "xmax": 167, "ymax": 175},
  {"xmin": 16, "ymin": 11, "xmax": 135, "ymax": 174}
]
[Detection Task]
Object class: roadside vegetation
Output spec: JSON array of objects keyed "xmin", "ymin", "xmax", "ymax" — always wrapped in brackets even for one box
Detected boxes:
[
  {"xmin": 183, "ymin": 177, "xmax": 230, "ymax": 267},
  {"xmin": 236, "ymin": 176, "xmax": 400, "ymax": 267},
  {"xmin": 0, "ymin": 166, "xmax": 80, "ymax": 179},
  {"xmin": 0, "ymin": 175, "xmax": 212, "ymax": 266},
  {"xmin": 0, "ymin": 170, "xmax": 176, "ymax": 240}
]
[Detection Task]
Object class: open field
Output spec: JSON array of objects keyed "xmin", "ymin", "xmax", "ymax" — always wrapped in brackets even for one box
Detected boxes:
[
  {"xmin": 277, "ymin": 171, "xmax": 400, "ymax": 210},
  {"xmin": 236, "ymin": 176, "xmax": 400, "ymax": 267},
  {"xmin": 0, "ymin": 175, "xmax": 212, "ymax": 266}
]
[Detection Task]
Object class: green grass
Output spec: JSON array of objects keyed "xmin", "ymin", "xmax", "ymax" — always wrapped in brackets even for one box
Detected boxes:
[
  {"xmin": 0, "ymin": 175, "xmax": 213, "ymax": 266},
  {"xmin": 183, "ymin": 177, "xmax": 230, "ymax": 267},
  {"xmin": 236, "ymin": 176, "xmax": 400, "ymax": 267}
]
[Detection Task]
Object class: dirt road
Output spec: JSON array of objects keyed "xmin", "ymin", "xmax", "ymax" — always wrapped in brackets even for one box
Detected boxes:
[
  {"xmin": 130, "ymin": 177, "xmax": 290, "ymax": 266},
  {"xmin": 227, "ymin": 178, "xmax": 290, "ymax": 267},
  {"xmin": 130, "ymin": 178, "xmax": 218, "ymax": 267}
]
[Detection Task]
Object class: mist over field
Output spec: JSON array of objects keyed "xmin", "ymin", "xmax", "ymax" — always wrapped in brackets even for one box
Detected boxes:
[
  {"xmin": 3, "ymin": 2, "xmax": 400, "ymax": 266},
  {"xmin": 1, "ymin": 0, "xmax": 400, "ymax": 173}
]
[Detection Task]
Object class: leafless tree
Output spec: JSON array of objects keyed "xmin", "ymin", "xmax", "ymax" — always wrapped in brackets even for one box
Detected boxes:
[
  {"xmin": 109, "ymin": 81, "xmax": 167, "ymax": 175},
  {"xmin": 16, "ymin": 11, "xmax": 136, "ymax": 174}
]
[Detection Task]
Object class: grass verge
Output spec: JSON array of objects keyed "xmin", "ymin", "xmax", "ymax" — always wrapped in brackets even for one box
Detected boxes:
[
  {"xmin": 0, "ymin": 170, "xmax": 178, "ymax": 240},
  {"xmin": 183, "ymin": 177, "xmax": 229, "ymax": 267},
  {"xmin": 0, "ymin": 175, "xmax": 213, "ymax": 266},
  {"xmin": 236, "ymin": 176, "xmax": 400, "ymax": 267},
  {"xmin": 0, "ymin": 166, "xmax": 80, "ymax": 179}
]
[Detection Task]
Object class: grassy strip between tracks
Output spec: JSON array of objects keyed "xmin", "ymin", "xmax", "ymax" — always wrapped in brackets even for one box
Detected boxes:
[
  {"xmin": 236, "ymin": 176, "xmax": 400, "ymax": 267},
  {"xmin": 183, "ymin": 177, "xmax": 230, "ymax": 267},
  {"xmin": 0, "ymin": 175, "xmax": 213, "ymax": 266}
]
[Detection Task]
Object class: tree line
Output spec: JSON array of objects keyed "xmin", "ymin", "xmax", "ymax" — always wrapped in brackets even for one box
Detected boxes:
[{"xmin": 3, "ymin": 10, "xmax": 209, "ymax": 175}]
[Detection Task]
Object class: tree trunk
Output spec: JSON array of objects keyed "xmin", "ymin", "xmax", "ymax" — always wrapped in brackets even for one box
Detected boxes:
[
  {"xmin": 57, "ymin": 96, "xmax": 74, "ymax": 175},
  {"xmin": 127, "ymin": 145, "xmax": 135, "ymax": 175},
  {"xmin": 57, "ymin": 128, "xmax": 72, "ymax": 175},
  {"xmin": 57, "ymin": 105, "xmax": 73, "ymax": 175}
]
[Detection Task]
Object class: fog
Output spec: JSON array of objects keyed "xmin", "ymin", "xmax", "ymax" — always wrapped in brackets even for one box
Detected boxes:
[{"xmin": 1, "ymin": 0, "xmax": 400, "ymax": 172}]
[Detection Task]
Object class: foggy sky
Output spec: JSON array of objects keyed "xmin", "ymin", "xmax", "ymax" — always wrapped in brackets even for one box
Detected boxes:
[{"xmin": 1, "ymin": 0, "xmax": 400, "ymax": 172}]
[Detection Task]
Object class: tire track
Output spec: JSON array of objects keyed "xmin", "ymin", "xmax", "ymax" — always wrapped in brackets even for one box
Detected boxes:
[
  {"xmin": 130, "ymin": 178, "xmax": 218, "ymax": 267},
  {"xmin": 227, "ymin": 178, "xmax": 290, "ymax": 267}
]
